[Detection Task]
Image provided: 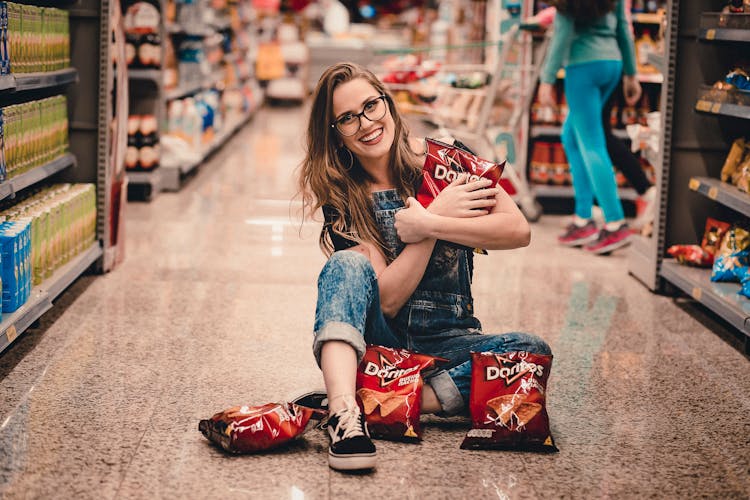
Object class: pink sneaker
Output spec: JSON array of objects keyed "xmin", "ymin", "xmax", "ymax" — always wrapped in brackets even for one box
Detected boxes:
[
  {"xmin": 558, "ymin": 220, "xmax": 599, "ymax": 246},
  {"xmin": 584, "ymin": 224, "xmax": 633, "ymax": 254}
]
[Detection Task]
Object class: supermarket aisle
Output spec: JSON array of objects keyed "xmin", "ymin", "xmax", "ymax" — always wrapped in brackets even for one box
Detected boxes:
[{"xmin": 1, "ymin": 105, "xmax": 749, "ymax": 499}]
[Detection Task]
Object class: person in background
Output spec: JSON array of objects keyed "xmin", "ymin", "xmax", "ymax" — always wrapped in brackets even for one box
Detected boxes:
[
  {"xmin": 296, "ymin": 63, "xmax": 551, "ymax": 471},
  {"xmin": 538, "ymin": 0, "xmax": 642, "ymax": 254},
  {"xmin": 527, "ymin": 2, "xmax": 657, "ymax": 232}
]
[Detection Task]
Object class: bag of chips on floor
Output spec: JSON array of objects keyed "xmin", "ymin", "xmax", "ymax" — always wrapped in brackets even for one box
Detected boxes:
[
  {"xmin": 356, "ymin": 345, "xmax": 444, "ymax": 442},
  {"xmin": 461, "ymin": 351, "xmax": 558, "ymax": 452},
  {"xmin": 711, "ymin": 226, "xmax": 750, "ymax": 282},
  {"xmin": 416, "ymin": 138, "xmax": 506, "ymax": 209},
  {"xmin": 199, "ymin": 402, "xmax": 325, "ymax": 454}
]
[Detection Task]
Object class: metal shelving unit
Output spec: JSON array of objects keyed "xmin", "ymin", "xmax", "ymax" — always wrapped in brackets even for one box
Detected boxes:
[
  {"xmin": 0, "ymin": 0, "xmax": 122, "ymax": 353},
  {"xmin": 698, "ymin": 12, "xmax": 750, "ymax": 42},
  {"xmin": 532, "ymin": 184, "xmax": 638, "ymax": 201},
  {"xmin": 689, "ymin": 176, "xmax": 750, "ymax": 217},
  {"xmin": 0, "ymin": 68, "xmax": 79, "ymax": 98},
  {"xmin": 634, "ymin": 2, "xmax": 750, "ymax": 352},
  {"xmin": 0, "ymin": 154, "xmax": 76, "ymax": 201},
  {"xmin": 530, "ymin": 125, "xmax": 630, "ymax": 140},
  {"xmin": 661, "ymin": 260, "xmax": 750, "ymax": 335},
  {"xmin": 694, "ymin": 100, "xmax": 750, "ymax": 120},
  {"xmin": 161, "ymin": 108, "xmax": 257, "ymax": 190},
  {"xmin": 127, "ymin": 0, "xmax": 261, "ymax": 200},
  {"xmin": 647, "ymin": 51, "xmax": 667, "ymax": 75}
]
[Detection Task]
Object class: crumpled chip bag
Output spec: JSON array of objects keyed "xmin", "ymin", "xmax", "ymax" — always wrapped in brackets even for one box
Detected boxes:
[
  {"xmin": 711, "ymin": 226, "xmax": 750, "ymax": 282},
  {"xmin": 461, "ymin": 351, "xmax": 558, "ymax": 452},
  {"xmin": 417, "ymin": 138, "xmax": 506, "ymax": 209},
  {"xmin": 199, "ymin": 402, "xmax": 324, "ymax": 453},
  {"xmin": 667, "ymin": 245, "xmax": 713, "ymax": 267},
  {"xmin": 356, "ymin": 345, "xmax": 444, "ymax": 441}
]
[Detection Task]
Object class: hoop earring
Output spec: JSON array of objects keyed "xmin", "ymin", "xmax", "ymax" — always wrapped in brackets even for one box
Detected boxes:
[{"xmin": 338, "ymin": 147, "xmax": 354, "ymax": 171}]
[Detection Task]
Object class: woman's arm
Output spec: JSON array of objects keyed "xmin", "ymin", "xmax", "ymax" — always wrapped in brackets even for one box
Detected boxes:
[
  {"xmin": 344, "ymin": 238, "xmax": 436, "ymax": 318},
  {"xmin": 395, "ymin": 183, "xmax": 530, "ymax": 250},
  {"xmin": 615, "ymin": 0, "xmax": 637, "ymax": 77},
  {"xmin": 539, "ymin": 12, "xmax": 574, "ymax": 85}
]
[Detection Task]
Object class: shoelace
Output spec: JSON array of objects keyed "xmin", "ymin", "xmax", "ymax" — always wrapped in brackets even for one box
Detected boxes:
[{"xmin": 333, "ymin": 406, "xmax": 365, "ymax": 441}]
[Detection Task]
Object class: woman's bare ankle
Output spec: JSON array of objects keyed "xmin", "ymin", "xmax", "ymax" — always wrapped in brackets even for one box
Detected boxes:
[{"xmin": 421, "ymin": 384, "xmax": 442, "ymax": 414}]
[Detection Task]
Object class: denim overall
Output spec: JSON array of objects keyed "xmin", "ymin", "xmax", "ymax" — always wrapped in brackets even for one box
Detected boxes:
[{"xmin": 313, "ymin": 190, "xmax": 550, "ymax": 415}]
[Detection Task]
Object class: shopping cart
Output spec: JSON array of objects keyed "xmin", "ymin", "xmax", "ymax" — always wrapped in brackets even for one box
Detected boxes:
[{"xmin": 373, "ymin": 24, "xmax": 550, "ymax": 222}]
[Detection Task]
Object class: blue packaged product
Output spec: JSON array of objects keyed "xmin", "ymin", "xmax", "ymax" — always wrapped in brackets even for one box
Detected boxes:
[{"xmin": 711, "ymin": 227, "xmax": 750, "ymax": 283}]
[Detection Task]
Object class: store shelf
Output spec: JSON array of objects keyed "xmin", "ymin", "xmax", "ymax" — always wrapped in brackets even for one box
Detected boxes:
[
  {"xmin": 694, "ymin": 100, "xmax": 750, "ymax": 120},
  {"xmin": 661, "ymin": 259, "xmax": 750, "ymax": 335},
  {"xmin": 632, "ymin": 12, "xmax": 663, "ymax": 25},
  {"xmin": 530, "ymin": 125, "xmax": 630, "ymax": 140},
  {"xmin": 699, "ymin": 13, "xmax": 750, "ymax": 43},
  {"xmin": 0, "ymin": 154, "xmax": 76, "ymax": 201},
  {"xmin": 531, "ymin": 184, "xmax": 638, "ymax": 201},
  {"xmin": 647, "ymin": 52, "xmax": 667, "ymax": 75},
  {"xmin": 0, "ymin": 243, "xmax": 102, "ymax": 355},
  {"xmin": 45, "ymin": 243, "xmax": 102, "ymax": 301},
  {"xmin": 0, "ymin": 68, "xmax": 78, "ymax": 98},
  {"xmin": 688, "ymin": 176, "xmax": 750, "ymax": 217},
  {"xmin": 166, "ymin": 23, "xmax": 214, "ymax": 37},
  {"xmin": 165, "ymin": 82, "xmax": 203, "ymax": 101},
  {"xmin": 128, "ymin": 69, "xmax": 162, "ymax": 83},
  {"xmin": 554, "ymin": 68, "xmax": 662, "ymax": 84}
]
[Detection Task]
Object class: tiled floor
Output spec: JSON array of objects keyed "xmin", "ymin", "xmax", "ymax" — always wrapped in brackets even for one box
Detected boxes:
[{"xmin": 1, "ymin": 105, "xmax": 748, "ymax": 499}]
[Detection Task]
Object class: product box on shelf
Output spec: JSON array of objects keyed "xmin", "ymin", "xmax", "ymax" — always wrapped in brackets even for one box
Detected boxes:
[
  {"xmin": 0, "ymin": 95, "xmax": 69, "ymax": 179},
  {"xmin": 0, "ymin": 183, "xmax": 96, "ymax": 291},
  {"xmin": 0, "ymin": 219, "xmax": 30, "ymax": 313}
]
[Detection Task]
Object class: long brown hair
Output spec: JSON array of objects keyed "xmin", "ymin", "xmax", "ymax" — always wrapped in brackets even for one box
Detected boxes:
[
  {"xmin": 550, "ymin": 0, "xmax": 617, "ymax": 23},
  {"xmin": 297, "ymin": 62, "xmax": 422, "ymax": 259}
]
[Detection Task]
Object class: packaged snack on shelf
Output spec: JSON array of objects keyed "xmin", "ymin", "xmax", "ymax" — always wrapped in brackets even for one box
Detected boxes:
[
  {"xmin": 701, "ymin": 218, "xmax": 731, "ymax": 260},
  {"xmin": 461, "ymin": 351, "xmax": 557, "ymax": 452},
  {"xmin": 355, "ymin": 345, "xmax": 444, "ymax": 442},
  {"xmin": 667, "ymin": 244, "xmax": 713, "ymax": 267},
  {"xmin": 0, "ymin": 219, "xmax": 30, "ymax": 313},
  {"xmin": 199, "ymin": 402, "xmax": 324, "ymax": 454},
  {"xmin": 711, "ymin": 226, "xmax": 750, "ymax": 282},
  {"xmin": 721, "ymin": 137, "xmax": 746, "ymax": 183}
]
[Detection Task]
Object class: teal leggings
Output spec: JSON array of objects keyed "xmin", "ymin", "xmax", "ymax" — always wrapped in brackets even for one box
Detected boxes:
[{"xmin": 561, "ymin": 60, "xmax": 624, "ymax": 222}]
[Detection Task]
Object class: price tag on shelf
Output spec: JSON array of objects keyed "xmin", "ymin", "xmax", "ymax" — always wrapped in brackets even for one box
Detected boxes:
[
  {"xmin": 692, "ymin": 287, "xmax": 702, "ymax": 301},
  {"xmin": 708, "ymin": 187, "xmax": 719, "ymax": 200},
  {"xmin": 711, "ymin": 103, "xmax": 722, "ymax": 114},
  {"xmin": 695, "ymin": 100, "xmax": 712, "ymax": 112},
  {"xmin": 706, "ymin": 29, "xmax": 716, "ymax": 40},
  {"xmin": 689, "ymin": 178, "xmax": 700, "ymax": 191},
  {"xmin": 5, "ymin": 325, "xmax": 17, "ymax": 343}
]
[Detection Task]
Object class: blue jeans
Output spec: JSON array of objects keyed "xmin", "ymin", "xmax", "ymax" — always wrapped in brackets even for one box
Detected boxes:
[
  {"xmin": 562, "ymin": 60, "xmax": 625, "ymax": 222},
  {"xmin": 312, "ymin": 251, "xmax": 552, "ymax": 416}
]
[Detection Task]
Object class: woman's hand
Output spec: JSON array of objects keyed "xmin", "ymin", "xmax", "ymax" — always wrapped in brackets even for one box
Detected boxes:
[
  {"xmin": 427, "ymin": 175, "xmax": 499, "ymax": 218},
  {"xmin": 623, "ymin": 75, "xmax": 642, "ymax": 106},
  {"xmin": 538, "ymin": 82, "xmax": 556, "ymax": 108},
  {"xmin": 394, "ymin": 197, "xmax": 433, "ymax": 244}
]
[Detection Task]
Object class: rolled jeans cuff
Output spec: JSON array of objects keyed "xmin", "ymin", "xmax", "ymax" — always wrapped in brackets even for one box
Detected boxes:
[
  {"xmin": 427, "ymin": 370, "xmax": 465, "ymax": 416},
  {"xmin": 312, "ymin": 321, "xmax": 366, "ymax": 368}
]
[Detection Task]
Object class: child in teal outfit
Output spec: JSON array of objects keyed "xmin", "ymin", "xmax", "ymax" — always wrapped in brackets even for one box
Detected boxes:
[{"xmin": 539, "ymin": 0, "xmax": 641, "ymax": 254}]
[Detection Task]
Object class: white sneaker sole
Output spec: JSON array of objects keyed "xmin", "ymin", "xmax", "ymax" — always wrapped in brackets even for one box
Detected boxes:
[{"xmin": 328, "ymin": 451, "xmax": 377, "ymax": 471}]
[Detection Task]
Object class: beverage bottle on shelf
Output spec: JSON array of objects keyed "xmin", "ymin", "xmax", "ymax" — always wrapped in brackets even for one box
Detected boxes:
[{"xmin": 551, "ymin": 143, "xmax": 568, "ymax": 185}]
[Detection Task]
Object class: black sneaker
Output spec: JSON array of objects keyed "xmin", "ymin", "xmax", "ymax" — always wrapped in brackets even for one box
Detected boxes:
[
  {"xmin": 326, "ymin": 404, "xmax": 376, "ymax": 471},
  {"xmin": 290, "ymin": 390, "xmax": 328, "ymax": 415}
]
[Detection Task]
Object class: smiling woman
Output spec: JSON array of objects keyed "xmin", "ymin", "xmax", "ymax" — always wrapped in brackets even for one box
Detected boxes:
[{"xmin": 296, "ymin": 62, "xmax": 550, "ymax": 473}]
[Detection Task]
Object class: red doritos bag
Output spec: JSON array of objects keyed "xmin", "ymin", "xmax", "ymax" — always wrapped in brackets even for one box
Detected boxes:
[
  {"xmin": 417, "ymin": 138, "xmax": 506, "ymax": 208},
  {"xmin": 199, "ymin": 402, "xmax": 324, "ymax": 453},
  {"xmin": 356, "ymin": 345, "xmax": 444, "ymax": 442},
  {"xmin": 461, "ymin": 351, "xmax": 557, "ymax": 452}
]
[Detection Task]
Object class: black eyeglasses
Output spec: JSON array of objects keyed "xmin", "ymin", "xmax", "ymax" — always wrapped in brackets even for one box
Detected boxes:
[{"xmin": 331, "ymin": 95, "xmax": 388, "ymax": 137}]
